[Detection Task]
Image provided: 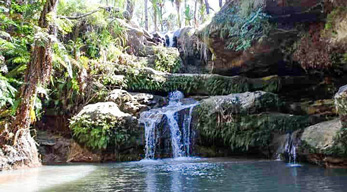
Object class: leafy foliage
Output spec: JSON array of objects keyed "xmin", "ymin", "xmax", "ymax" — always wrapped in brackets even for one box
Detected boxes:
[
  {"xmin": 201, "ymin": 1, "xmax": 271, "ymax": 51},
  {"xmin": 70, "ymin": 114, "xmax": 136, "ymax": 150},
  {"xmin": 153, "ymin": 47, "xmax": 181, "ymax": 73},
  {"xmin": 294, "ymin": 7, "xmax": 347, "ymax": 70},
  {"xmin": 0, "ymin": 75, "xmax": 16, "ymax": 108},
  {"xmin": 196, "ymin": 108, "xmax": 309, "ymax": 151},
  {"xmin": 125, "ymin": 70, "xmax": 281, "ymax": 96}
]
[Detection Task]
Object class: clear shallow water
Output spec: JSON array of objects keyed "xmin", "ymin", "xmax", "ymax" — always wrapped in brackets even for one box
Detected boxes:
[{"xmin": 1, "ymin": 158, "xmax": 347, "ymax": 192}]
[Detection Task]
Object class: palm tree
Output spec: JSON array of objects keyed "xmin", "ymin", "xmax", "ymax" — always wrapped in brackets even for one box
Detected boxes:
[
  {"xmin": 176, "ymin": 0, "xmax": 183, "ymax": 28},
  {"xmin": 170, "ymin": 0, "xmax": 182, "ymax": 28}
]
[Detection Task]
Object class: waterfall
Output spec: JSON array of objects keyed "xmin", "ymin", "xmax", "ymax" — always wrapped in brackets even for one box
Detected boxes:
[
  {"xmin": 139, "ymin": 91, "xmax": 198, "ymax": 159},
  {"xmin": 284, "ymin": 133, "xmax": 301, "ymax": 167}
]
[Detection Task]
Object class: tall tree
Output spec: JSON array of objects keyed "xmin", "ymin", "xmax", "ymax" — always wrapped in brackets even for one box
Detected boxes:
[
  {"xmin": 151, "ymin": 0, "xmax": 159, "ymax": 31},
  {"xmin": 158, "ymin": 0, "xmax": 164, "ymax": 31},
  {"xmin": 194, "ymin": 0, "xmax": 198, "ymax": 27},
  {"xmin": 144, "ymin": 0, "xmax": 149, "ymax": 30},
  {"xmin": 174, "ymin": 0, "xmax": 182, "ymax": 28},
  {"xmin": 11, "ymin": 0, "xmax": 59, "ymax": 141},
  {"xmin": 204, "ymin": 0, "xmax": 210, "ymax": 15}
]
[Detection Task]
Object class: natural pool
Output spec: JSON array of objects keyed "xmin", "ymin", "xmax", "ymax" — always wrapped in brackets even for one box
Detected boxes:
[{"xmin": 1, "ymin": 158, "xmax": 347, "ymax": 192}]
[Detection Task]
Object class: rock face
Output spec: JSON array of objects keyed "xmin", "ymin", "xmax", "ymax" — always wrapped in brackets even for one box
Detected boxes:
[
  {"xmin": 193, "ymin": 91, "xmax": 312, "ymax": 156},
  {"xmin": 175, "ymin": 27, "xmax": 211, "ymax": 73},
  {"xmin": 197, "ymin": 0, "xmax": 325, "ymax": 76},
  {"xmin": 124, "ymin": 66, "xmax": 320, "ymax": 96},
  {"xmin": 273, "ymin": 85, "xmax": 347, "ymax": 168}
]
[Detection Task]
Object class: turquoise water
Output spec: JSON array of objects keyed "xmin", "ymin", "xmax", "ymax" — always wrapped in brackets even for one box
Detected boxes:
[{"xmin": 1, "ymin": 158, "xmax": 347, "ymax": 192}]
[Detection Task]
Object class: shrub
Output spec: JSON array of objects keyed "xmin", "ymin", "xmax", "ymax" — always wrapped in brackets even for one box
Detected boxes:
[{"xmin": 70, "ymin": 113, "xmax": 136, "ymax": 150}]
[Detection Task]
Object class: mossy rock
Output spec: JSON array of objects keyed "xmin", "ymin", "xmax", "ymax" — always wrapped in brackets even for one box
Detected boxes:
[
  {"xmin": 335, "ymin": 85, "xmax": 347, "ymax": 126},
  {"xmin": 69, "ymin": 102, "xmax": 140, "ymax": 150},
  {"xmin": 194, "ymin": 94, "xmax": 310, "ymax": 152},
  {"xmin": 124, "ymin": 67, "xmax": 316, "ymax": 96},
  {"xmin": 196, "ymin": 91, "xmax": 282, "ymax": 116},
  {"xmin": 299, "ymin": 119, "xmax": 346, "ymax": 156}
]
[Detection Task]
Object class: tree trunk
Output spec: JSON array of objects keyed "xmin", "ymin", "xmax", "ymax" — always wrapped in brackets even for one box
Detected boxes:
[
  {"xmin": 194, "ymin": 0, "xmax": 198, "ymax": 27},
  {"xmin": 175, "ymin": 1, "xmax": 181, "ymax": 28},
  {"xmin": 145, "ymin": 0, "xmax": 149, "ymax": 31},
  {"xmin": 204, "ymin": 0, "xmax": 210, "ymax": 15},
  {"xmin": 154, "ymin": 9, "xmax": 158, "ymax": 31},
  {"xmin": 126, "ymin": 0, "xmax": 134, "ymax": 20},
  {"xmin": 11, "ymin": 0, "xmax": 58, "ymax": 141},
  {"xmin": 219, "ymin": 0, "xmax": 223, "ymax": 8},
  {"xmin": 159, "ymin": 4, "xmax": 164, "ymax": 31}
]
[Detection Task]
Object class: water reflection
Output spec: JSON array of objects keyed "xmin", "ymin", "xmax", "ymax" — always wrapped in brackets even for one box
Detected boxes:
[
  {"xmin": 2, "ymin": 158, "xmax": 347, "ymax": 192},
  {"xmin": 145, "ymin": 166, "xmax": 157, "ymax": 192},
  {"xmin": 0, "ymin": 165, "xmax": 96, "ymax": 192}
]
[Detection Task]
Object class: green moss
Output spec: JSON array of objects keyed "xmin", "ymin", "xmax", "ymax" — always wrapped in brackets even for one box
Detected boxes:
[
  {"xmin": 125, "ymin": 71, "xmax": 282, "ymax": 96},
  {"xmin": 195, "ymin": 108, "xmax": 309, "ymax": 151},
  {"xmin": 70, "ymin": 114, "xmax": 137, "ymax": 150},
  {"xmin": 153, "ymin": 47, "xmax": 181, "ymax": 73},
  {"xmin": 198, "ymin": 1, "xmax": 272, "ymax": 51},
  {"xmin": 336, "ymin": 93, "xmax": 347, "ymax": 117},
  {"xmin": 325, "ymin": 7, "xmax": 347, "ymax": 31},
  {"xmin": 300, "ymin": 128, "xmax": 347, "ymax": 157}
]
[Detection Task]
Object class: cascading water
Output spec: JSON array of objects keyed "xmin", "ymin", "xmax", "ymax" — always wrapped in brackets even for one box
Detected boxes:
[
  {"xmin": 139, "ymin": 91, "xmax": 198, "ymax": 159},
  {"xmin": 284, "ymin": 133, "xmax": 302, "ymax": 167}
]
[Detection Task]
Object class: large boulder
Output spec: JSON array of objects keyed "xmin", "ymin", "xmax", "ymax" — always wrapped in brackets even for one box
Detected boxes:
[
  {"xmin": 69, "ymin": 102, "xmax": 141, "ymax": 152},
  {"xmin": 106, "ymin": 89, "xmax": 146, "ymax": 116},
  {"xmin": 106, "ymin": 89, "xmax": 167, "ymax": 116},
  {"xmin": 300, "ymin": 119, "xmax": 342, "ymax": 154},
  {"xmin": 292, "ymin": 119, "xmax": 347, "ymax": 168}
]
